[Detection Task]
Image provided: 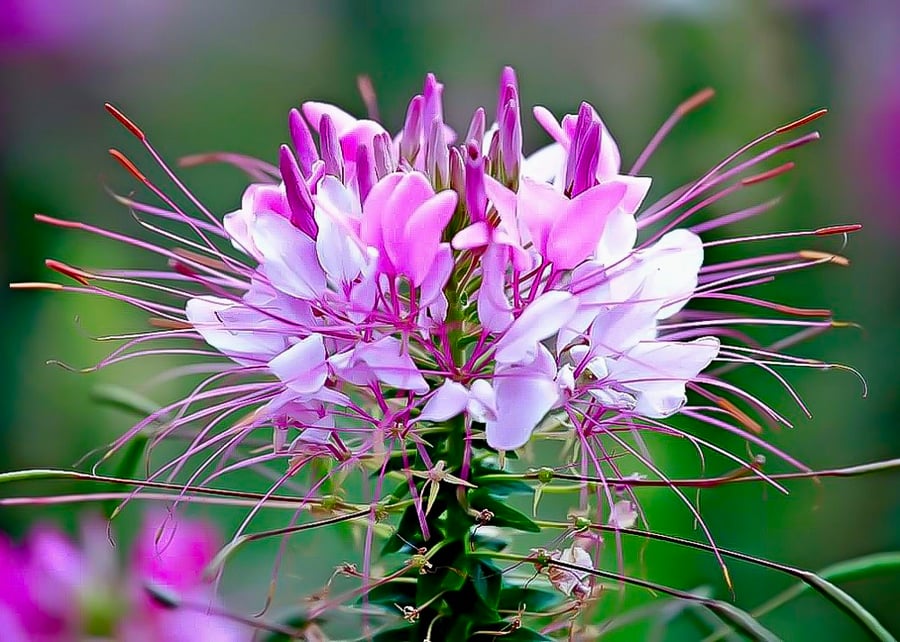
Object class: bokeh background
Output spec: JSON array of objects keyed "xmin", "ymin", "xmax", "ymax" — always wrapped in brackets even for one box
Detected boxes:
[{"xmin": 1, "ymin": 1, "xmax": 898, "ymax": 639}]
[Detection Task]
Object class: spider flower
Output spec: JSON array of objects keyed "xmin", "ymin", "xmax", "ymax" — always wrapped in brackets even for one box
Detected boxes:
[
  {"xmin": 21, "ymin": 68, "xmax": 857, "ymax": 561},
  {"xmin": 0, "ymin": 514, "xmax": 246, "ymax": 642}
]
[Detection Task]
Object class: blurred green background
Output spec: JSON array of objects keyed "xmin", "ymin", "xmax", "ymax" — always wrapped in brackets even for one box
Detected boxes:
[{"xmin": 1, "ymin": 1, "xmax": 898, "ymax": 639}]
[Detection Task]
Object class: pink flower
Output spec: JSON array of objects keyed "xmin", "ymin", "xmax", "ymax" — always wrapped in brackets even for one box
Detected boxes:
[{"xmin": 0, "ymin": 515, "xmax": 246, "ymax": 642}]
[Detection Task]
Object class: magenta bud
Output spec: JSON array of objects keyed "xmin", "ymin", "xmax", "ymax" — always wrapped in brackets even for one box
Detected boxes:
[
  {"xmin": 500, "ymin": 96, "xmax": 522, "ymax": 181},
  {"xmin": 373, "ymin": 132, "xmax": 394, "ymax": 178},
  {"xmin": 466, "ymin": 107, "xmax": 486, "ymax": 148},
  {"xmin": 356, "ymin": 143, "xmax": 376, "ymax": 203},
  {"xmin": 400, "ymin": 95, "xmax": 424, "ymax": 164},
  {"xmin": 465, "ymin": 145, "xmax": 487, "ymax": 223},
  {"xmin": 319, "ymin": 114, "xmax": 344, "ymax": 180},
  {"xmin": 571, "ymin": 122, "xmax": 600, "ymax": 196},
  {"xmin": 278, "ymin": 145, "xmax": 317, "ymax": 238},
  {"xmin": 288, "ymin": 108, "xmax": 318, "ymax": 177},
  {"xmin": 425, "ymin": 118, "xmax": 449, "ymax": 188},
  {"xmin": 496, "ymin": 66, "xmax": 519, "ymax": 124}
]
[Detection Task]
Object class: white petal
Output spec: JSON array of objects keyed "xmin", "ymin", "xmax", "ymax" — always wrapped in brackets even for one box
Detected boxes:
[
  {"xmin": 418, "ymin": 380, "xmax": 468, "ymax": 423},
  {"xmin": 186, "ymin": 296, "xmax": 285, "ymax": 363},
  {"xmin": 608, "ymin": 500, "xmax": 637, "ymax": 529},
  {"xmin": 494, "ymin": 291, "xmax": 577, "ymax": 365},
  {"xmin": 251, "ymin": 212, "xmax": 326, "ymax": 300},
  {"xmin": 485, "ymin": 371, "xmax": 558, "ymax": 450},
  {"xmin": 632, "ymin": 229, "xmax": 704, "ymax": 320},
  {"xmin": 609, "ymin": 337, "xmax": 720, "ymax": 417},
  {"xmin": 467, "ymin": 379, "xmax": 498, "ymax": 423},
  {"xmin": 268, "ymin": 334, "xmax": 328, "ymax": 395}
]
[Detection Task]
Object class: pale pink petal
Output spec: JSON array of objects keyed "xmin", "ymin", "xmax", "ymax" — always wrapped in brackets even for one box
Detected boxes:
[
  {"xmin": 451, "ymin": 221, "xmax": 491, "ymax": 250},
  {"xmin": 609, "ymin": 337, "xmax": 720, "ymax": 417},
  {"xmin": 595, "ymin": 115, "xmax": 622, "ymax": 178},
  {"xmin": 467, "ymin": 379, "xmax": 498, "ymax": 423},
  {"xmin": 494, "ymin": 291, "xmax": 577, "ymax": 364},
  {"xmin": 356, "ymin": 337, "xmax": 428, "ymax": 393},
  {"xmin": 418, "ymin": 380, "xmax": 469, "ymax": 423},
  {"xmin": 532, "ymin": 106, "xmax": 567, "ymax": 146},
  {"xmin": 486, "ymin": 370, "xmax": 559, "ymax": 450},
  {"xmin": 418, "ymin": 243, "xmax": 454, "ymax": 320},
  {"xmin": 268, "ymin": 334, "xmax": 328, "ymax": 395},
  {"xmin": 301, "ymin": 101, "xmax": 358, "ymax": 135},
  {"xmin": 251, "ymin": 211, "xmax": 326, "ymax": 300},
  {"xmin": 594, "ymin": 207, "xmax": 638, "ymax": 266},
  {"xmin": 477, "ymin": 244, "xmax": 514, "ymax": 332},
  {"xmin": 186, "ymin": 296, "xmax": 286, "ymax": 362},
  {"xmin": 339, "ymin": 119, "xmax": 388, "ymax": 161}
]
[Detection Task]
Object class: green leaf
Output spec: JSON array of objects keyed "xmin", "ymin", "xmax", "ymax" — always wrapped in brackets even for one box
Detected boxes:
[
  {"xmin": 471, "ymin": 530, "xmax": 509, "ymax": 552},
  {"xmin": 470, "ymin": 558, "xmax": 503, "ymax": 609},
  {"xmin": 499, "ymin": 627, "xmax": 554, "ymax": 641},
  {"xmin": 91, "ymin": 384, "xmax": 162, "ymax": 419},
  {"xmin": 473, "ymin": 476, "xmax": 533, "ymax": 498},
  {"xmin": 372, "ymin": 625, "xmax": 417, "ymax": 641},
  {"xmin": 498, "ymin": 586, "xmax": 563, "ymax": 613},
  {"xmin": 363, "ymin": 580, "xmax": 417, "ymax": 610},
  {"xmin": 705, "ymin": 552, "xmax": 900, "ymax": 642},
  {"xmin": 469, "ymin": 490, "xmax": 541, "ymax": 533}
]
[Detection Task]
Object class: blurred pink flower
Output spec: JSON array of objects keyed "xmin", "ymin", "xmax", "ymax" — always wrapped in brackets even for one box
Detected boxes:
[{"xmin": 0, "ymin": 514, "xmax": 246, "ymax": 642}]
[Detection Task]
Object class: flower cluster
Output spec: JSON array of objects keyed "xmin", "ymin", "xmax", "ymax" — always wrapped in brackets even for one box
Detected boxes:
[
  {"xmin": 181, "ymin": 69, "xmax": 721, "ymax": 455},
  {"xmin": 0, "ymin": 514, "xmax": 245, "ymax": 641},
  {"xmin": 19, "ymin": 67, "xmax": 861, "ymax": 639}
]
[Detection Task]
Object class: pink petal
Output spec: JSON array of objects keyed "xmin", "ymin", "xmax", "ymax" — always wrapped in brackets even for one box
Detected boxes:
[
  {"xmin": 516, "ymin": 177, "xmax": 564, "ymax": 257},
  {"xmin": 548, "ymin": 182, "xmax": 627, "ymax": 270},
  {"xmin": 604, "ymin": 175, "xmax": 652, "ymax": 215},
  {"xmin": 532, "ymin": 106, "xmax": 567, "ymax": 146},
  {"xmin": 401, "ymin": 190, "xmax": 458, "ymax": 285}
]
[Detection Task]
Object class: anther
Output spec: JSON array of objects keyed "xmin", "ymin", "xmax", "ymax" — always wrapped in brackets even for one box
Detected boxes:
[
  {"xmin": 104, "ymin": 103, "xmax": 146, "ymax": 140},
  {"xmin": 109, "ymin": 149, "xmax": 148, "ymax": 184},
  {"xmin": 814, "ymin": 224, "xmax": 862, "ymax": 236},
  {"xmin": 676, "ymin": 87, "xmax": 715, "ymax": 116},
  {"xmin": 45, "ymin": 259, "xmax": 93, "ymax": 285},
  {"xmin": 741, "ymin": 162, "xmax": 795, "ymax": 186},
  {"xmin": 774, "ymin": 109, "xmax": 828, "ymax": 134},
  {"xmin": 799, "ymin": 250, "xmax": 850, "ymax": 266}
]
